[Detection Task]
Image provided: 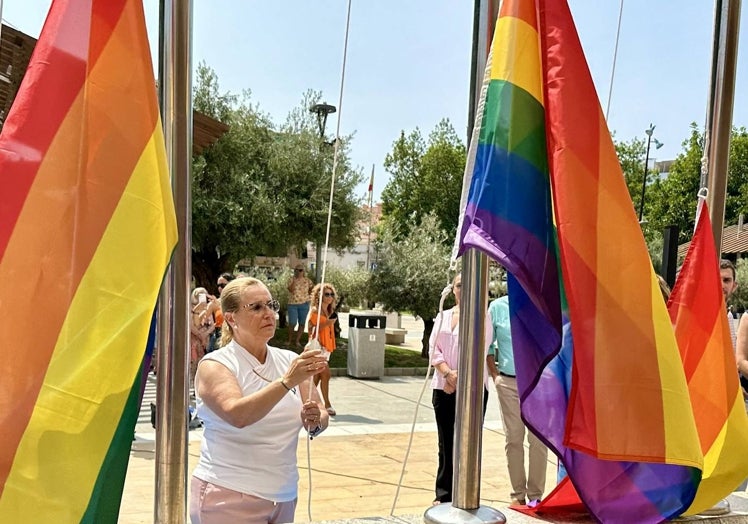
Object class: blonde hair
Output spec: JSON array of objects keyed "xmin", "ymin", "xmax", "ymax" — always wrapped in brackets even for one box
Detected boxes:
[
  {"xmin": 218, "ymin": 277, "xmax": 265, "ymax": 347},
  {"xmin": 310, "ymin": 282, "xmax": 338, "ymax": 317},
  {"xmin": 191, "ymin": 287, "xmax": 208, "ymax": 305},
  {"xmin": 656, "ymin": 274, "xmax": 671, "ymax": 303}
]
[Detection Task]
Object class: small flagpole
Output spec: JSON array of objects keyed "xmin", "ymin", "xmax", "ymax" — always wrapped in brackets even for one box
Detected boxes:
[
  {"xmin": 365, "ymin": 164, "xmax": 374, "ymax": 271},
  {"xmin": 155, "ymin": 0, "xmax": 193, "ymax": 522},
  {"xmin": 704, "ymin": 0, "xmax": 741, "ymax": 256}
]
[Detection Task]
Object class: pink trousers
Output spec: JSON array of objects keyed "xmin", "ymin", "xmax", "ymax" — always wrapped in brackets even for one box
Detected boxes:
[{"xmin": 190, "ymin": 476, "xmax": 297, "ymax": 524}]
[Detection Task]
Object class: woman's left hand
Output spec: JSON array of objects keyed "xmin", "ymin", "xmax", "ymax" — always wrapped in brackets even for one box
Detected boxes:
[{"xmin": 300, "ymin": 400, "xmax": 323, "ymax": 431}]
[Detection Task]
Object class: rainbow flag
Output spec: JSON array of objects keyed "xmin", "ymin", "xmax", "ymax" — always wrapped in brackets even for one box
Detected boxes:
[
  {"xmin": 0, "ymin": 0, "xmax": 177, "ymax": 522},
  {"xmin": 668, "ymin": 198, "xmax": 748, "ymax": 514},
  {"xmin": 456, "ymin": 0, "xmax": 704, "ymax": 522}
]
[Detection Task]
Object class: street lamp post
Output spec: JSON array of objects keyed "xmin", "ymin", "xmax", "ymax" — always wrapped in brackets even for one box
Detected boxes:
[
  {"xmin": 638, "ymin": 124, "xmax": 663, "ymax": 223},
  {"xmin": 309, "ymin": 102, "xmax": 337, "ymax": 281}
]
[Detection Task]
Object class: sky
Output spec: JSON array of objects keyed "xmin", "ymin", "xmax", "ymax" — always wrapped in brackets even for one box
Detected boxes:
[{"xmin": 3, "ymin": 1, "xmax": 748, "ymax": 203}]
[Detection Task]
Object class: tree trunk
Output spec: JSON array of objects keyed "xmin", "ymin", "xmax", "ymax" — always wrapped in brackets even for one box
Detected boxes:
[
  {"xmin": 421, "ymin": 317, "xmax": 434, "ymax": 359},
  {"xmin": 193, "ymin": 249, "xmax": 233, "ymax": 296}
]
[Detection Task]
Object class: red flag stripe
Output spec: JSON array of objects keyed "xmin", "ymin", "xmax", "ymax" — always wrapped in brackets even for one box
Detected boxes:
[{"xmin": 0, "ymin": 0, "xmax": 157, "ymax": 494}]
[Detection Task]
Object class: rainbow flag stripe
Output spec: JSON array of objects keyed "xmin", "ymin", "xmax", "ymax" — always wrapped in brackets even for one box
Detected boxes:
[
  {"xmin": 0, "ymin": 1, "xmax": 177, "ymax": 522},
  {"xmin": 457, "ymin": 0, "xmax": 705, "ymax": 522},
  {"xmin": 669, "ymin": 200, "xmax": 748, "ymax": 514}
]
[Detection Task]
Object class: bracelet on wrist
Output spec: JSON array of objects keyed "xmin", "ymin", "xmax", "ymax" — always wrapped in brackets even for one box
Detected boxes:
[
  {"xmin": 442, "ymin": 369, "xmax": 450, "ymax": 378},
  {"xmin": 279, "ymin": 378, "xmax": 292, "ymax": 391}
]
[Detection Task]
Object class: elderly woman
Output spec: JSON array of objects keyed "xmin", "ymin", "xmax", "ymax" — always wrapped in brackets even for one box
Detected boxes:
[{"xmin": 190, "ymin": 277, "xmax": 330, "ymax": 524}]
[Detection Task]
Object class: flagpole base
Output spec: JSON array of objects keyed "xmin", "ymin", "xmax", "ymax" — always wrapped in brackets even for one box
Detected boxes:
[{"xmin": 424, "ymin": 503, "xmax": 506, "ymax": 524}]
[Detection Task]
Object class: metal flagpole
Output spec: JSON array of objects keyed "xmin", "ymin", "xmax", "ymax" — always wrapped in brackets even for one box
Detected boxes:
[
  {"xmin": 426, "ymin": 1, "xmax": 504, "ymax": 523},
  {"xmin": 705, "ymin": 0, "xmax": 741, "ymax": 254},
  {"xmin": 467, "ymin": 0, "xmax": 499, "ymax": 139},
  {"xmin": 365, "ymin": 164, "xmax": 374, "ymax": 271},
  {"xmin": 155, "ymin": 0, "xmax": 193, "ymax": 522}
]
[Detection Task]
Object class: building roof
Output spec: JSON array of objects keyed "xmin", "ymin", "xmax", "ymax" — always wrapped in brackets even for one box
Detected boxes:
[
  {"xmin": 0, "ymin": 24, "xmax": 36, "ymax": 126},
  {"xmin": 192, "ymin": 110, "xmax": 229, "ymax": 155},
  {"xmin": 0, "ymin": 23, "xmax": 228, "ymax": 154},
  {"xmin": 678, "ymin": 222, "xmax": 748, "ymax": 258}
]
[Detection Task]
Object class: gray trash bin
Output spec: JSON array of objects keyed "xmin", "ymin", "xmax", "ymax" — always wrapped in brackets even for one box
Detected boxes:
[{"xmin": 347, "ymin": 313, "xmax": 386, "ymax": 379}]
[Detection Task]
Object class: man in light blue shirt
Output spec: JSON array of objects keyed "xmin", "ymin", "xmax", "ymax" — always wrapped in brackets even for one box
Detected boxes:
[{"xmin": 487, "ymin": 295, "xmax": 548, "ymax": 507}]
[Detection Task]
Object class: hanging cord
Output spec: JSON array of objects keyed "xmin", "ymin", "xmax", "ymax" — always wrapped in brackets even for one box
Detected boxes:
[
  {"xmin": 304, "ymin": 0, "xmax": 353, "ymax": 521},
  {"xmin": 605, "ymin": 0, "xmax": 625, "ymax": 120},
  {"xmin": 389, "ymin": 270, "xmax": 455, "ymax": 515}
]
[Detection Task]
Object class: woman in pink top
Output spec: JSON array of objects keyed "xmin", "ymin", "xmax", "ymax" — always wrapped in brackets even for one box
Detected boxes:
[{"xmin": 428, "ymin": 273, "xmax": 491, "ymax": 505}]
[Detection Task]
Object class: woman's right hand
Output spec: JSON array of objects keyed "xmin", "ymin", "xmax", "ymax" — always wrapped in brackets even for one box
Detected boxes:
[{"xmin": 284, "ymin": 348, "xmax": 329, "ymax": 387}]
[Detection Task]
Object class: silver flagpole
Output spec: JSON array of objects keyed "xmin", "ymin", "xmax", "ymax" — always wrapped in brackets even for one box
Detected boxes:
[
  {"xmin": 705, "ymin": 0, "xmax": 741, "ymax": 254},
  {"xmin": 155, "ymin": 0, "xmax": 193, "ymax": 522},
  {"xmin": 426, "ymin": 2, "xmax": 504, "ymax": 522},
  {"xmin": 365, "ymin": 164, "xmax": 374, "ymax": 272}
]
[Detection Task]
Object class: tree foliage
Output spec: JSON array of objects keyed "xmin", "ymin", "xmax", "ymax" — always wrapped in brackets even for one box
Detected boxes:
[
  {"xmin": 369, "ymin": 213, "xmax": 454, "ymax": 356},
  {"xmin": 637, "ymin": 124, "xmax": 748, "ymax": 244},
  {"xmin": 732, "ymin": 258, "xmax": 748, "ymax": 313},
  {"xmin": 614, "ymin": 135, "xmax": 648, "ymax": 215},
  {"xmin": 323, "ymin": 265, "xmax": 371, "ymax": 310},
  {"xmin": 190, "ymin": 64, "xmax": 363, "ymax": 287},
  {"xmin": 381, "ymin": 119, "xmax": 466, "ymax": 239}
]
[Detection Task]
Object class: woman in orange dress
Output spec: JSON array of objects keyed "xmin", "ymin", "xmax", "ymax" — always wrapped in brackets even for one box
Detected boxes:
[{"xmin": 307, "ymin": 283, "xmax": 338, "ymax": 416}]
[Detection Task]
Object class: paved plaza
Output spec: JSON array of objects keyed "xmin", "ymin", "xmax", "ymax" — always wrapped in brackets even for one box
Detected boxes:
[
  {"xmin": 122, "ymin": 372, "xmax": 554, "ymax": 523},
  {"xmin": 118, "ymin": 313, "xmax": 748, "ymax": 523}
]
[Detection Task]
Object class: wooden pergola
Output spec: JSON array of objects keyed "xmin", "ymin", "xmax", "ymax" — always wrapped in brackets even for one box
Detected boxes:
[{"xmin": 0, "ymin": 23, "xmax": 228, "ymax": 154}]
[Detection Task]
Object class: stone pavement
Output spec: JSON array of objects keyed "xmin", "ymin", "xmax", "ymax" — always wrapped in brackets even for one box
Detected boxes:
[
  {"xmin": 120, "ymin": 374, "xmax": 558, "ymax": 523},
  {"xmin": 119, "ymin": 372, "xmax": 748, "ymax": 523}
]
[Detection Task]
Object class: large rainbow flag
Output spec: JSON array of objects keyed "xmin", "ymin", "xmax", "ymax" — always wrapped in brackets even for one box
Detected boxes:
[
  {"xmin": 0, "ymin": 0, "xmax": 177, "ymax": 522},
  {"xmin": 454, "ymin": 0, "xmax": 722, "ymax": 522},
  {"xmin": 668, "ymin": 197, "xmax": 748, "ymax": 514}
]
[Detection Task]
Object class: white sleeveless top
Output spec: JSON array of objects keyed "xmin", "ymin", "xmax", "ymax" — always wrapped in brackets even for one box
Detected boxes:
[{"xmin": 192, "ymin": 341, "xmax": 302, "ymax": 501}]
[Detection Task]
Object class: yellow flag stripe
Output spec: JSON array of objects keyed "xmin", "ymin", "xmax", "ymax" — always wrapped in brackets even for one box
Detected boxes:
[{"xmin": 0, "ymin": 128, "xmax": 176, "ymax": 521}]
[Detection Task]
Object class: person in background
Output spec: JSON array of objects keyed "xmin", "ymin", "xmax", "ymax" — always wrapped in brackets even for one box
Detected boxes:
[
  {"xmin": 726, "ymin": 260, "xmax": 747, "ymax": 493},
  {"xmin": 486, "ymin": 293, "xmax": 548, "ymax": 507},
  {"xmin": 190, "ymin": 277, "xmax": 329, "ymax": 524},
  {"xmin": 656, "ymin": 274, "xmax": 671, "ymax": 303},
  {"xmin": 428, "ymin": 273, "xmax": 492, "ymax": 505},
  {"xmin": 190, "ymin": 287, "xmax": 215, "ymax": 385},
  {"xmin": 217, "ymin": 272, "xmax": 235, "ymax": 296},
  {"xmin": 720, "ymin": 259, "xmax": 739, "ymax": 349},
  {"xmin": 308, "ymin": 283, "xmax": 338, "ymax": 416},
  {"xmin": 208, "ymin": 273, "xmax": 234, "ymax": 352},
  {"xmin": 287, "ymin": 264, "xmax": 313, "ymax": 349}
]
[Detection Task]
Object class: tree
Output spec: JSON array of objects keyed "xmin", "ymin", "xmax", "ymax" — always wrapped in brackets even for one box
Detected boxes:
[
  {"xmin": 643, "ymin": 124, "xmax": 748, "ymax": 244},
  {"xmin": 323, "ymin": 265, "xmax": 370, "ymax": 310},
  {"xmin": 732, "ymin": 258, "xmax": 748, "ymax": 313},
  {"xmin": 269, "ymin": 91, "xmax": 364, "ymax": 258},
  {"xmin": 369, "ymin": 213, "xmax": 454, "ymax": 357},
  {"xmin": 191, "ymin": 64, "xmax": 275, "ymax": 285},
  {"xmin": 190, "ymin": 66, "xmax": 363, "ymax": 288},
  {"xmin": 614, "ymin": 135, "xmax": 647, "ymax": 214},
  {"xmin": 381, "ymin": 119, "xmax": 466, "ymax": 238}
]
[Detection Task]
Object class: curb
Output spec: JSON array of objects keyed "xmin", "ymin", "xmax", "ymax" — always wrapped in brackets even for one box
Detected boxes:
[{"xmin": 329, "ymin": 367, "xmax": 430, "ymax": 377}]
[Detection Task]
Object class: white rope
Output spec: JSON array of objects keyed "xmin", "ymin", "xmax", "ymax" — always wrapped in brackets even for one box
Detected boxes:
[
  {"xmin": 305, "ymin": 0, "xmax": 353, "ymax": 521},
  {"xmin": 389, "ymin": 272, "xmax": 455, "ymax": 515},
  {"xmin": 605, "ymin": 0, "xmax": 625, "ymax": 121}
]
